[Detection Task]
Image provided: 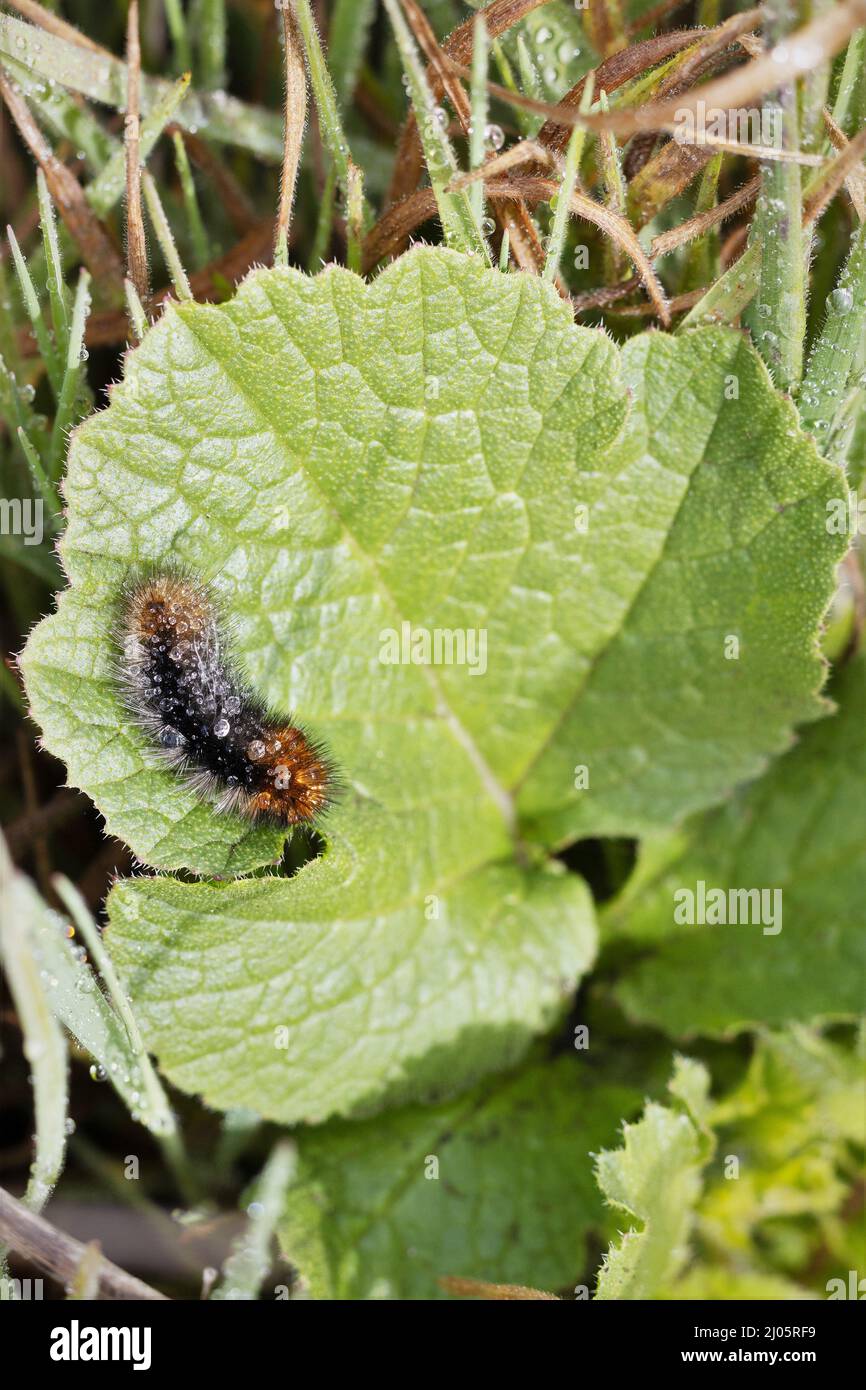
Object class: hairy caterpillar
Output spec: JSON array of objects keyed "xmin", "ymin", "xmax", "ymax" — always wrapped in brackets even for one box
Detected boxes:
[{"xmin": 117, "ymin": 573, "xmax": 334, "ymax": 825}]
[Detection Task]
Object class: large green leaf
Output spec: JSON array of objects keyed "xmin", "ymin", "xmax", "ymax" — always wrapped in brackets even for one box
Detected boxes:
[
  {"xmin": 606, "ymin": 652, "xmax": 866, "ymax": 1038},
  {"xmin": 277, "ymin": 1055, "xmax": 638, "ymax": 1299},
  {"xmin": 19, "ymin": 248, "xmax": 848, "ymax": 1121}
]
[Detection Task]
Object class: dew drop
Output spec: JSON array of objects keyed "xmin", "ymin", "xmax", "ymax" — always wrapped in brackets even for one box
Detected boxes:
[
  {"xmin": 829, "ymin": 287, "xmax": 853, "ymax": 315},
  {"xmin": 246, "ymin": 739, "xmax": 266, "ymax": 760},
  {"xmin": 213, "ymin": 717, "xmax": 230, "ymax": 738},
  {"xmin": 484, "ymin": 123, "xmax": 505, "ymax": 151},
  {"xmin": 89, "ymin": 1063, "xmax": 107, "ymax": 1082}
]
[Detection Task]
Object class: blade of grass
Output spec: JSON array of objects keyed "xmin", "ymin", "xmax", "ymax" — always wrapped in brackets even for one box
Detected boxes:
[
  {"xmin": 801, "ymin": 0, "xmax": 836, "ymax": 150},
  {"xmin": 53, "ymin": 876, "xmax": 184, "ymax": 1160},
  {"xmin": 383, "ymin": 0, "xmax": 491, "ymax": 262},
  {"xmin": 543, "ymin": 76, "xmax": 595, "ymax": 283},
  {"xmin": 172, "ymin": 131, "xmax": 209, "ymax": 269},
  {"xmin": 3, "ymin": 50, "xmax": 118, "ymax": 172},
  {"xmin": 48, "ymin": 269, "xmax": 90, "ymax": 480},
  {"xmin": 682, "ymin": 152, "xmax": 723, "ymax": 292},
  {"xmin": 6, "ymin": 225, "xmax": 62, "ymax": 396},
  {"xmin": 469, "ymin": 14, "xmax": 490, "ymax": 226},
  {"xmin": 0, "ymin": 12, "xmax": 283, "ymax": 162},
  {"xmin": 829, "ymin": 26, "xmax": 866, "ymax": 136},
  {"xmin": 36, "ymin": 170, "xmax": 68, "ymax": 357},
  {"xmin": 743, "ymin": 0, "xmax": 807, "ymax": 392},
  {"xmin": 678, "ymin": 241, "xmax": 761, "ymax": 331},
  {"xmin": 328, "ymin": 0, "xmax": 376, "ymax": 104},
  {"xmin": 514, "ymin": 35, "xmax": 545, "ymax": 136},
  {"xmin": 17, "ymin": 426, "xmax": 61, "ymax": 520},
  {"xmin": 210, "ymin": 1142, "xmax": 296, "ymax": 1301},
  {"xmin": 124, "ymin": 278, "xmax": 149, "ymax": 343},
  {"xmin": 499, "ymin": 225, "xmax": 511, "ymax": 271},
  {"xmin": 308, "ymin": 165, "xmax": 339, "ymax": 272},
  {"xmin": 194, "ymin": 0, "xmax": 227, "ymax": 92},
  {"xmin": 0, "ymin": 835, "xmax": 69, "ymax": 1218},
  {"xmin": 141, "ymin": 171, "xmax": 192, "ymax": 301},
  {"xmin": 799, "ymin": 218, "xmax": 866, "ymax": 443},
  {"xmin": 163, "ymin": 0, "xmax": 193, "ymax": 75},
  {"xmin": 291, "ymin": 0, "xmax": 358, "ymax": 199},
  {"xmin": 0, "ymin": 257, "xmax": 23, "ymax": 379},
  {"xmin": 0, "ymin": 352, "xmax": 31, "ymax": 439}
]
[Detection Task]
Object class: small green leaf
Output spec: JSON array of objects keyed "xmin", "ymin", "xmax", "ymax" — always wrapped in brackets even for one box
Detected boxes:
[
  {"xmin": 594, "ymin": 1061, "xmax": 711, "ymax": 1300},
  {"xmin": 278, "ymin": 1055, "xmax": 639, "ymax": 1299},
  {"xmin": 607, "ymin": 652, "xmax": 866, "ymax": 1037}
]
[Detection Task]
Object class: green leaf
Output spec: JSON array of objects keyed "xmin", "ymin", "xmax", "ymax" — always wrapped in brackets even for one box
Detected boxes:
[
  {"xmin": 0, "ymin": 834, "xmax": 68, "ymax": 1214},
  {"xmin": 695, "ymin": 1028, "xmax": 864, "ymax": 1284},
  {"xmin": 19, "ymin": 248, "xmax": 849, "ymax": 1121},
  {"xmin": 662, "ymin": 1269, "xmax": 817, "ymax": 1300},
  {"xmin": 607, "ymin": 652, "xmax": 866, "ymax": 1038},
  {"xmin": 106, "ymin": 858, "xmax": 594, "ymax": 1123},
  {"xmin": 516, "ymin": 328, "xmax": 847, "ymax": 846},
  {"xmin": 278, "ymin": 1055, "xmax": 639, "ymax": 1299},
  {"xmin": 594, "ymin": 1060, "xmax": 711, "ymax": 1300}
]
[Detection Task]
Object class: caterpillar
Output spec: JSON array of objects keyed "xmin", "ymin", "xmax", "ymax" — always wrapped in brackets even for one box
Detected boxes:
[{"xmin": 117, "ymin": 572, "xmax": 334, "ymax": 826}]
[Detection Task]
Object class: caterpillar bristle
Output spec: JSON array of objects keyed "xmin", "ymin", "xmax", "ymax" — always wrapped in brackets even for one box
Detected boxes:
[{"xmin": 117, "ymin": 572, "xmax": 335, "ymax": 827}]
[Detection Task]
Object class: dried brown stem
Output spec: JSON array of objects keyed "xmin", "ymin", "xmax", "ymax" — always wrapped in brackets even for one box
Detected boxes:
[
  {"xmin": 821, "ymin": 110, "xmax": 866, "ymax": 222},
  {"xmin": 0, "ymin": 1184, "xmax": 168, "ymax": 1300},
  {"xmin": 536, "ymin": 29, "xmax": 706, "ymax": 155},
  {"xmin": 275, "ymin": 2, "xmax": 307, "ymax": 262},
  {"xmin": 124, "ymin": 0, "xmax": 149, "ymax": 309},
  {"xmin": 439, "ymin": 1275, "xmax": 559, "ymax": 1300},
  {"xmin": 649, "ymin": 174, "xmax": 760, "ymax": 257},
  {"xmin": 400, "ymin": 0, "xmax": 470, "ymax": 128},
  {"xmin": 448, "ymin": 140, "xmax": 553, "ymax": 191},
  {"xmin": 578, "ymin": 0, "xmax": 866, "ymax": 138}
]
